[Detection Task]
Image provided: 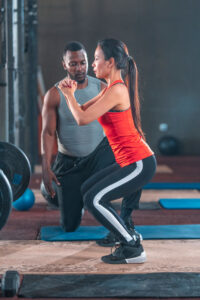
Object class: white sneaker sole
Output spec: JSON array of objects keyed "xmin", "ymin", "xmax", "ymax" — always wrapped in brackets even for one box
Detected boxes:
[{"xmin": 125, "ymin": 251, "xmax": 146, "ymax": 264}]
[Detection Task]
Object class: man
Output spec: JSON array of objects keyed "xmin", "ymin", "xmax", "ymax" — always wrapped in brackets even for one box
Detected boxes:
[{"xmin": 41, "ymin": 41, "xmax": 141, "ymax": 246}]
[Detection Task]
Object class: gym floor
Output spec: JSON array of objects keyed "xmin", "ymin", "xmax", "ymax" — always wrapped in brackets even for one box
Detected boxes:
[{"xmin": 0, "ymin": 156, "xmax": 200, "ymax": 299}]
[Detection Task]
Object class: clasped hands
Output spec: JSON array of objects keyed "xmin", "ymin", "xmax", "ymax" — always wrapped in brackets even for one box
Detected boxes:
[{"xmin": 58, "ymin": 78, "xmax": 77, "ymax": 97}]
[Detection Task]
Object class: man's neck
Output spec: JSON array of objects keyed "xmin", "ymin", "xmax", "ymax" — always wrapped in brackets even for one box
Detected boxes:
[{"xmin": 77, "ymin": 76, "xmax": 88, "ymax": 90}]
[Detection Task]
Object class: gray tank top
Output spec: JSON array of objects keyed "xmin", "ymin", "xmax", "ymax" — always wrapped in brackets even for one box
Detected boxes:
[{"xmin": 56, "ymin": 75, "xmax": 105, "ymax": 157}]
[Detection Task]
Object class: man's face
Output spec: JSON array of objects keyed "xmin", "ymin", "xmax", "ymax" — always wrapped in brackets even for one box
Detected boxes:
[{"xmin": 62, "ymin": 49, "xmax": 88, "ymax": 84}]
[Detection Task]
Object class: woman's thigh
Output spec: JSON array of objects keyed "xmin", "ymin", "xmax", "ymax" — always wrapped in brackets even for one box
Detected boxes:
[
  {"xmin": 83, "ymin": 155, "xmax": 156, "ymax": 208},
  {"xmin": 81, "ymin": 163, "xmax": 120, "ymax": 196}
]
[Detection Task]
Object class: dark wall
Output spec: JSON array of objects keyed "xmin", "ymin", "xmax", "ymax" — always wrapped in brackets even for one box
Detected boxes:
[{"xmin": 38, "ymin": 0, "xmax": 200, "ymax": 155}]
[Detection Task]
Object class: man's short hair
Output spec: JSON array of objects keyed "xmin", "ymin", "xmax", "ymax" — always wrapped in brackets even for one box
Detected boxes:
[{"xmin": 63, "ymin": 41, "xmax": 86, "ymax": 58}]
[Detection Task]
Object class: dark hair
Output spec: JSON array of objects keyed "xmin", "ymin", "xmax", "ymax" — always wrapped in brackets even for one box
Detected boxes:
[
  {"xmin": 97, "ymin": 38, "xmax": 144, "ymax": 139},
  {"xmin": 63, "ymin": 41, "xmax": 86, "ymax": 58}
]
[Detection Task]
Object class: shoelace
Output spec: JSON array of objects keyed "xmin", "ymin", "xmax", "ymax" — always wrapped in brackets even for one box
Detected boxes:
[{"xmin": 111, "ymin": 242, "xmax": 123, "ymax": 256}]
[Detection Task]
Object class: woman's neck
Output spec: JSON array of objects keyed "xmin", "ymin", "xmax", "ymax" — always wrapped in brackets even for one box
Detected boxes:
[{"xmin": 105, "ymin": 70, "xmax": 122, "ymax": 86}]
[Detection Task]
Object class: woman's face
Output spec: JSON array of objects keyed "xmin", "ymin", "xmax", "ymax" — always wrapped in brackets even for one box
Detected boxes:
[{"xmin": 92, "ymin": 45, "xmax": 110, "ymax": 79}]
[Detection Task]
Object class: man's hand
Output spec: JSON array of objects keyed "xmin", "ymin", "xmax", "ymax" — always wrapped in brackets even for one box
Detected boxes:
[{"xmin": 42, "ymin": 168, "xmax": 60, "ymax": 198}]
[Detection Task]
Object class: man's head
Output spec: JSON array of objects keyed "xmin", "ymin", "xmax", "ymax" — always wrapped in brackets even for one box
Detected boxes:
[{"xmin": 62, "ymin": 41, "xmax": 88, "ymax": 84}]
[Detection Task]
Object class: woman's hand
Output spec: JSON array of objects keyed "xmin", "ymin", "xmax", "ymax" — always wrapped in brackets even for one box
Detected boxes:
[{"xmin": 58, "ymin": 78, "xmax": 77, "ymax": 97}]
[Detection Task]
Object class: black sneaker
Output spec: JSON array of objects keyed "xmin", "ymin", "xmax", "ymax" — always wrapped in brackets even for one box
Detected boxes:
[
  {"xmin": 40, "ymin": 182, "xmax": 59, "ymax": 209},
  {"xmin": 96, "ymin": 232, "xmax": 117, "ymax": 247},
  {"xmin": 101, "ymin": 241, "xmax": 146, "ymax": 264},
  {"xmin": 128, "ymin": 226, "xmax": 143, "ymax": 242},
  {"xmin": 96, "ymin": 222, "xmax": 142, "ymax": 247},
  {"xmin": 125, "ymin": 217, "xmax": 143, "ymax": 241}
]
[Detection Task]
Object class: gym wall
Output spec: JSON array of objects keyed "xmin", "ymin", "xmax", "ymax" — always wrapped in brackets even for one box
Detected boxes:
[{"xmin": 38, "ymin": 0, "xmax": 200, "ymax": 155}]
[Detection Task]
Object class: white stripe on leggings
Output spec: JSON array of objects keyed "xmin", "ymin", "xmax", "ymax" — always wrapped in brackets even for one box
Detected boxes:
[{"xmin": 93, "ymin": 160, "xmax": 143, "ymax": 242}]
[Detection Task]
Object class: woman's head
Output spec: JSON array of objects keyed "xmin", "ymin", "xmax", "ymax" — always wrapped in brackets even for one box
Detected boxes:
[
  {"xmin": 97, "ymin": 38, "xmax": 128, "ymax": 70},
  {"xmin": 92, "ymin": 39, "xmax": 129, "ymax": 79},
  {"xmin": 93, "ymin": 38, "xmax": 144, "ymax": 139}
]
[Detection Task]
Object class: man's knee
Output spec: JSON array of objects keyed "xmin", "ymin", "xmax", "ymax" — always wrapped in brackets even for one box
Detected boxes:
[
  {"xmin": 80, "ymin": 181, "xmax": 88, "ymax": 197},
  {"xmin": 61, "ymin": 217, "xmax": 82, "ymax": 232},
  {"xmin": 83, "ymin": 191, "xmax": 96, "ymax": 212}
]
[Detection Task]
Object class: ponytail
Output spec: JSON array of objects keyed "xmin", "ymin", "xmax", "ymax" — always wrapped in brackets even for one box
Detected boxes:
[
  {"xmin": 125, "ymin": 54, "xmax": 145, "ymax": 139},
  {"xmin": 99, "ymin": 39, "xmax": 145, "ymax": 139}
]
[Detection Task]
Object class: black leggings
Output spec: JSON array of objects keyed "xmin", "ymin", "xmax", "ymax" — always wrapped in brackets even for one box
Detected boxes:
[
  {"xmin": 42, "ymin": 137, "xmax": 142, "ymax": 232},
  {"xmin": 81, "ymin": 155, "xmax": 156, "ymax": 243}
]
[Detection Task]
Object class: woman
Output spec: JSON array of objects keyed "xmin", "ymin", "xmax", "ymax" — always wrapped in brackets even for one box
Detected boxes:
[{"xmin": 58, "ymin": 38, "xmax": 156, "ymax": 264}]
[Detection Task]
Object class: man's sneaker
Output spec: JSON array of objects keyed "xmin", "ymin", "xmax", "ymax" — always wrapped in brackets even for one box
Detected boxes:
[
  {"xmin": 101, "ymin": 241, "xmax": 146, "ymax": 264},
  {"xmin": 40, "ymin": 182, "xmax": 59, "ymax": 209},
  {"xmin": 96, "ymin": 232, "xmax": 117, "ymax": 247}
]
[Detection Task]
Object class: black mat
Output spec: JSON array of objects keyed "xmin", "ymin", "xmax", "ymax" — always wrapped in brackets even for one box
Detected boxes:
[
  {"xmin": 139, "ymin": 201, "xmax": 160, "ymax": 210},
  {"xmin": 19, "ymin": 273, "xmax": 200, "ymax": 298}
]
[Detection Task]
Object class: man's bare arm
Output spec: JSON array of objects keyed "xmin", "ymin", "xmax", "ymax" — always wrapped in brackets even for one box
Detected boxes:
[{"xmin": 41, "ymin": 87, "xmax": 60, "ymax": 196}]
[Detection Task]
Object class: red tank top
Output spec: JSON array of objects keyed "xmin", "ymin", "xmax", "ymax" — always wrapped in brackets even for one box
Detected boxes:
[{"xmin": 98, "ymin": 80, "xmax": 153, "ymax": 167}]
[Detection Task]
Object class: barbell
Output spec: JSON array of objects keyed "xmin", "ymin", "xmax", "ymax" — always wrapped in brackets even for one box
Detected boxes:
[{"xmin": 0, "ymin": 142, "xmax": 31, "ymax": 230}]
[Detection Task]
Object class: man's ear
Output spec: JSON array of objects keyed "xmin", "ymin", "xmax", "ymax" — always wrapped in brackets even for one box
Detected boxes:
[{"xmin": 62, "ymin": 60, "xmax": 67, "ymax": 70}]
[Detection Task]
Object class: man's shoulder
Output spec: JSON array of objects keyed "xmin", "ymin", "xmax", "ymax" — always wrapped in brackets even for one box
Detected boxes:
[
  {"xmin": 44, "ymin": 85, "xmax": 60, "ymax": 106},
  {"xmin": 87, "ymin": 75, "xmax": 101, "ymax": 85},
  {"xmin": 46, "ymin": 85, "xmax": 59, "ymax": 96},
  {"xmin": 87, "ymin": 75, "xmax": 107, "ymax": 91}
]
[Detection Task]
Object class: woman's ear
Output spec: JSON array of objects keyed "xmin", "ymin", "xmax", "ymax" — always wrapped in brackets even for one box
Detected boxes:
[{"xmin": 108, "ymin": 57, "xmax": 115, "ymax": 68}]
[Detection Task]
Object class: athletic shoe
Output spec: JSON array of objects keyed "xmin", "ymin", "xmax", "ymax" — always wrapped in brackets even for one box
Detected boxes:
[
  {"xmin": 96, "ymin": 218, "xmax": 142, "ymax": 247},
  {"xmin": 125, "ymin": 217, "xmax": 143, "ymax": 241},
  {"xmin": 96, "ymin": 231, "xmax": 117, "ymax": 247},
  {"xmin": 101, "ymin": 240, "xmax": 146, "ymax": 264},
  {"xmin": 40, "ymin": 181, "xmax": 59, "ymax": 209}
]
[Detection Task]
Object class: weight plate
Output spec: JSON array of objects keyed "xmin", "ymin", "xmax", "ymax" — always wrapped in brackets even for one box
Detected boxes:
[
  {"xmin": 0, "ymin": 170, "xmax": 13, "ymax": 230},
  {"xmin": 1, "ymin": 270, "xmax": 20, "ymax": 297},
  {"xmin": 0, "ymin": 142, "xmax": 31, "ymax": 201}
]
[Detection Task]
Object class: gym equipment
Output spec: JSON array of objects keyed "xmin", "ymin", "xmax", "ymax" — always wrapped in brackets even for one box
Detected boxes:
[
  {"xmin": 13, "ymin": 188, "xmax": 35, "ymax": 211},
  {"xmin": 135, "ymin": 224, "xmax": 200, "ymax": 239},
  {"xmin": 159, "ymin": 198, "xmax": 200, "ymax": 209},
  {"xmin": 40, "ymin": 226, "xmax": 109, "ymax": 241},
  {"xmin": 40, "ymin": 224, "xmax": 200, "ymax": 241},
  {"xmin": 0, "ymin": 270, "xmax": 20, "ymax": 297},
  {"xmin": 0, "ymin": 142, "xmax": 31, "ymax": 200},
  {"xmin": 158, "ymin": 135, "xmax": 180, "ymax": 155},
  {"xmin": 40, "ymin": 181, "xmax": 59, "ymax": 208},
  {"xmin": 0, "ymin": 142, "xmax": 31, "ymax": 230},
  {"xmin": 144, "ymin": 182, "xmax": 200, "ymax": 189},
  {"xmin": 19, "ymin": 273, "xmax": 200, "ymax": 298},
  {"xmin": 0, "ymin": 170, "xmax": 13, "ymax": 231}
]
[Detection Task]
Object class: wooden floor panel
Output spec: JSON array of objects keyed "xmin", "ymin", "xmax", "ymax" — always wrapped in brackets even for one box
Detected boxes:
[
  {"xmin": 0, "ymin": 240, "xmax": 199, "ymax": 274},
  {"xmin": 0, "ymin": 157, "xmax": 200, "ymax": 299}
]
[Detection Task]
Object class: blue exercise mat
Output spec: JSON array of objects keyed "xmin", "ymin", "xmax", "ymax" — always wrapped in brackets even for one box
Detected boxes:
[
  {"xmin": 135, "ymin": 224, "xmax": 200, "ymax": 239},
  {"xmin": 40, "ymin": 226, "xmax": 109, "ymax": 241},
  {"xmin": 144, "ymin": 182, "xmax": 200, "ymax": 190},
  {"xmin": 40, "ymin": 224, "xmax": 200, "ymax": 241},
  {"xmin": 159, "ymin": 198, "xmax": 200, "ymax": 209}
]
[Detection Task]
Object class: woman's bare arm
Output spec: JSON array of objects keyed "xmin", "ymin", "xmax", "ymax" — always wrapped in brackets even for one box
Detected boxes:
[
  {"xmin": 81, "ymin": 81, "xmax": 107, "ymax": 111},
  {"xmin": 58, "ymin": 79, "xmax": 129, "ymax": 125}
]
